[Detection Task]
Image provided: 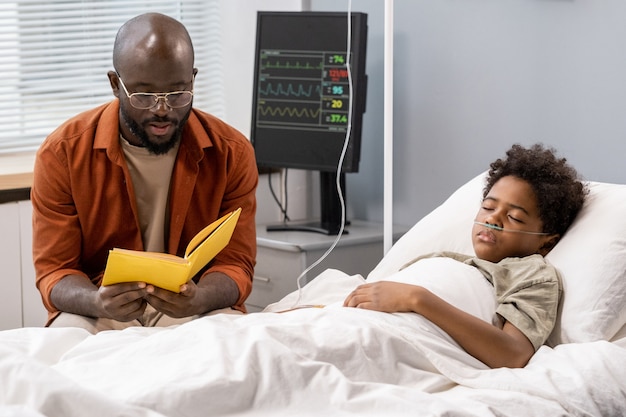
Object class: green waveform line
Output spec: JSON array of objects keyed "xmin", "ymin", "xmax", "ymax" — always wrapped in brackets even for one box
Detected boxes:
[
  {"xmin": 262, "ymin": 60, "xmax": 324, "ymax": 70},
  {"xmin": 259, "ymin": 105, "xmax": 321, "ymax": 119}
]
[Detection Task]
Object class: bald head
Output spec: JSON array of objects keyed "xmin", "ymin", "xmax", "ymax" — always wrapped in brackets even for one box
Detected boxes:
[
  {"xmin": 113, "ymin": 13, "xmax": 194, "ymax": 77},
  {"xmin": 108, "ymin": 13, "xmax": 197, "ymax": 154}
]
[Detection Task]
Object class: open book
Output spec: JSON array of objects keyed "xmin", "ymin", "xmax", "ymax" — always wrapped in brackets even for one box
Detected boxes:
[{"xmin": 102, "ymin": 208, "xmax": 242, "ymax": 292}]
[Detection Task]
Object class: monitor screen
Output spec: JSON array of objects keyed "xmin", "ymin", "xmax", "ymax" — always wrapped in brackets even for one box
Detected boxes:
[{"xmin": 250, "ymin": 11, "xmax": 368, "ymax": 173}]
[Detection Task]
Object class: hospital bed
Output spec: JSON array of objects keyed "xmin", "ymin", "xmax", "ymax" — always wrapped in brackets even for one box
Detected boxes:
[{"xmin": 1, "ymin": 172, "xmax": 625, "ymax": 416}]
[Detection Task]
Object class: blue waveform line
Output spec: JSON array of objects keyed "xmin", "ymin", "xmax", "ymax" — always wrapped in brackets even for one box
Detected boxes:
[{"xmin": 260, "ymin": 83, "xmax": 322, "ymax": 99}]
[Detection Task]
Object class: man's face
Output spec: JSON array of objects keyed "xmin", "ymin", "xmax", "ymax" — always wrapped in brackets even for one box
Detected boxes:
[
  {"xmin": 119, "ymin": 94, "xmax": 191, "ymax": 155},
  {"xmin": 472, "ymin": 175, "xmax": 557, "ymax": 263},
  {"xmin": 114, "ymin": 67, "xmax": 195, "ymax": 155}
]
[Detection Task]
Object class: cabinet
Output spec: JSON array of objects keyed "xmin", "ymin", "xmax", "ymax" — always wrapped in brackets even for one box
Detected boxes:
[
  {"xmin": 19, "ymin": 201, "xmax": 48, "ymax": 327},
  {"xmin": 0, "ymin": 200, "xmax": 47, "ymax": 330},
  {"xmin": 0, "ymin": 202, "xmax": 23, "ymax": 329},
  {"xmin": 245, "ymin": 221, "xmax": 406, "ymax": 312}
]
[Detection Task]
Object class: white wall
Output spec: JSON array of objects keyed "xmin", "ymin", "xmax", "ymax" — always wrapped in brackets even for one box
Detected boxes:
[
  {"xmin": 220, "ymin": 0, "xmax": 303, "ymax": 135},
  {"xmin": 218, "ymin": 0, "xmax": 317, "ymax": 225},
  {"xmin": 220, "ymin": 1, "xmax": 626, "ymax": 228},
  {"xmin": 309, "ymin": 0, "xmax": 626, "ymax": 227}
]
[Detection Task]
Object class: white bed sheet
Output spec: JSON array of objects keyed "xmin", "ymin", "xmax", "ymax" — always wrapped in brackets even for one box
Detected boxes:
[
  {"xmin": 4, "ymin": 175, "xmax": 626, "ymax": 416},
  {"xmin": 1, "ymin": 270, "xmax": 625, "ymax": 417}
]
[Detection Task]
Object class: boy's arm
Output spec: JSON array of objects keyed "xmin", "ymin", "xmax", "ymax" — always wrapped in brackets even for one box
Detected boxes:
[{"xmin": 343, "ymin": 281, "xmax": 534, "ymax": 368}]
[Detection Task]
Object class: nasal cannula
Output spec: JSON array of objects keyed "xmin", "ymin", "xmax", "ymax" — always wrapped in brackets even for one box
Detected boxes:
[{"xmin": 473, "ymin": 221, "xmax": 551, "ymax": 236}]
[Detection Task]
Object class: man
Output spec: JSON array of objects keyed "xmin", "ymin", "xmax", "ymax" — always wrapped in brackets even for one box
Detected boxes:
[{"xmin": 31, "ymin": 13, "xmax": 258, "ymax": 332}]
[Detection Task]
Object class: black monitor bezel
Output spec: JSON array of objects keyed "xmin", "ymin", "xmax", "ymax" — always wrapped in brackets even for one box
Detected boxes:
[{"xmin": 250, "ymin": 11, "xmax": 368, "ymax": 174}]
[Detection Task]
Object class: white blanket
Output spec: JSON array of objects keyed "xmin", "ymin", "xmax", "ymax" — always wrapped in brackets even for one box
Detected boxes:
[{"xmin": 1, "ymin": 269, "xmax": 625, "ymax": 417}]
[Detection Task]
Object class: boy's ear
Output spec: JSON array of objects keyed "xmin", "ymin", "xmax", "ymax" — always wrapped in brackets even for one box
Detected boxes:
[{"xmin": 538, "ymin": 234, "xmax": 560, "ymax": 256}]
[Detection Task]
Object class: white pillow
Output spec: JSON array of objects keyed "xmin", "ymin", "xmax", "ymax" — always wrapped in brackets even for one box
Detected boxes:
[
  {"xmin": 368, "ymin": 173, "xmax": 626, "ymax": 345},
  {"xmin": 367, "ymin": 172, "xmax": 481, "ymax": 280},
  {"xmin": 545, "ymin": 181, "xmax": 626, "ymax": 345}
]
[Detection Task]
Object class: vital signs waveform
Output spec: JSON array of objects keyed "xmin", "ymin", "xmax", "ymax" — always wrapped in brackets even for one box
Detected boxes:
[
  {"xmin": 261, "ymin": 59, "xmax": 324, "ymax": 70},
  {"xmin": 260, "ymin": 53, "xmax": 324, "ymax": 79},
  {"xmin": 258, "ymin": 103, "xmax": 321, "ymax": 124},
  {"xmin": 259, "ymin": 82, "xmax": 322, "ymax": 100}
]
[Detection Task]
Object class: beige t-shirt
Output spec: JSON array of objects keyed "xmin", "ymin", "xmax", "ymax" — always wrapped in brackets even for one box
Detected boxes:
[
  {"xmin": 401, "ymin": 252, "xmax": 562, "ymax": 350},
  {"xmin": 120, "ymin": 137, "xmax": 179, "ymax": 252}
]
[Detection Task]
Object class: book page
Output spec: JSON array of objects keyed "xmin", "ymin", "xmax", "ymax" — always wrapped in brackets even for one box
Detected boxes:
[
  {"xmin": 110, "ymin": 248, "xmax": 188, "ymax": 263},
  {"xmin": 184, "ymin": 209, "xmax": 241, "ymax": 258}
]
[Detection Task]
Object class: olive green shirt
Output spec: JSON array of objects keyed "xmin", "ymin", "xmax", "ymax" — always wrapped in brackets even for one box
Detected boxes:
[{"xmin": 401, "ymin": 252, "xmax": 562, "ymax": 350}]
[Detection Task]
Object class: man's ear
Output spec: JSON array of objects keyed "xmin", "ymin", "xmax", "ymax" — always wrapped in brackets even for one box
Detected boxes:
[
  {"xmin": 538, "ymin": 234, "xmax": 560, "ymax": 256},
  {"xmin": 107, "ymin": 70, "xmax": 120, "ymax": 98}
]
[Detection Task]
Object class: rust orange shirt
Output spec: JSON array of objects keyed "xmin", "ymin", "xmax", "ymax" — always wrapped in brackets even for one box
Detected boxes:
[{"xmin": 32, "ymin": 100, "xmax": 257, "ymax": 322}]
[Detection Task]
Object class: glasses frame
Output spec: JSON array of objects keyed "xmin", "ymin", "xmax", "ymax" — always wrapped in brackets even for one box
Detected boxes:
[{"xmin": 115, "ymin": 73, "xmax": 194, "ymax": 110}]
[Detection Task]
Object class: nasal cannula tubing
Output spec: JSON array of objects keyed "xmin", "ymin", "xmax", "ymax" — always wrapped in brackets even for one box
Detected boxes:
[{"xmin": 474, "ymin": 221, "xmax": 551, "ymax": 236}]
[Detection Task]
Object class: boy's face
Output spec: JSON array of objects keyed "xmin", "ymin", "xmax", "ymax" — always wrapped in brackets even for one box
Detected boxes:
[{"xmin": 472, "ymin": 175, "xmax": 558, "ymax": 263}]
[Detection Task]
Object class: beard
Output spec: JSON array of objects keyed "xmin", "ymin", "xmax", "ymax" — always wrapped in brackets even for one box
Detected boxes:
[{"xmin": 120, "ymin": 102, "xmax": 192, "ymax": 155}]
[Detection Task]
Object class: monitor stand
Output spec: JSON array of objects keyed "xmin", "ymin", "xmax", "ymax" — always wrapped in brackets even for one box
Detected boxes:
[{"xmin": 266, "ymin": 171, "xmax": 349, "ymax": 235}]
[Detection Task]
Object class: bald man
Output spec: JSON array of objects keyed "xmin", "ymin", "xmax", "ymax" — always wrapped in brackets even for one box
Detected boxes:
[{"xmin": 32, "ymin": 13, "xmax": 258, "ymax": 333}]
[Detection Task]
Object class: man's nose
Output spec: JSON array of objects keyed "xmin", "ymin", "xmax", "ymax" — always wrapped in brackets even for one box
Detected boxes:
[{"xmin": 150, "ymin": 96, "xmax": 171, "ymax": 115}]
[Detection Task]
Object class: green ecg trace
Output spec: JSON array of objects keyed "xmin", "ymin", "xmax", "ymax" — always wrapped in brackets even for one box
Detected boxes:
[{"xmin": 262, "ymin": 61, "xmax": 324, "ymax": 70}]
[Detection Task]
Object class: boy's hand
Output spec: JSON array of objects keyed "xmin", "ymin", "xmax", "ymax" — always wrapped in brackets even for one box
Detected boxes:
[{"xmin": 343, "ymin": 281, "xmax": 423, "ymax": 313}]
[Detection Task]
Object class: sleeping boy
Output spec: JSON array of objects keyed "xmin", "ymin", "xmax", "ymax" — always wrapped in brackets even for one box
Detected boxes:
[{"xmin": 344, "ymin": 143, "xmax": 586, "ymax": 368}]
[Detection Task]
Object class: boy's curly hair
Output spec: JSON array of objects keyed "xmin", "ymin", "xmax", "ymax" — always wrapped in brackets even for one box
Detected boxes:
[{"xmin": 484, "ymin": 143, "xmax": 587, "ymax": 236}]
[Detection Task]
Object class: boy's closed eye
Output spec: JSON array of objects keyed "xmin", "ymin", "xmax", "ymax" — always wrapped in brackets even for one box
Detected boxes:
[
  {"xmin": 481, "ymin": 198, "xmax": 531, "ymax": 225},
  {"xmin": 508, "ymin": 214, "xmax": 525, "ymax": 224}
]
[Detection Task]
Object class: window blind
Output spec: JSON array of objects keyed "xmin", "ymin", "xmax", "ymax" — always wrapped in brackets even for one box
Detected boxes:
[{"xmin": 0, "ymin": 0, "xmax": 223, "ymax": 154}]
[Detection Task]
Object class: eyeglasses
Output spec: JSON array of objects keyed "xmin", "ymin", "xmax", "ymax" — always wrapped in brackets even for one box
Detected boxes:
[{"xmin": 116, "ymin": 73, "xmax": 194, "ymax": 110}]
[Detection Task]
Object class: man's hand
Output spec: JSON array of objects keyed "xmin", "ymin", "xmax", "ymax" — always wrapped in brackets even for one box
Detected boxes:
[
  {"xmin": 143, "ymin": 280, "xmax": 203, "ymax": 318},
  {"xmin": 144, "ymin": 271, "xmax": 240, "ymax": 318},
  {"xmin": 97, "ymin": 282, "xmax": 148, "ymax": 322},
  {"xmin": 50, "ymin": 275, "xmax": 148, "ymax": 322}
]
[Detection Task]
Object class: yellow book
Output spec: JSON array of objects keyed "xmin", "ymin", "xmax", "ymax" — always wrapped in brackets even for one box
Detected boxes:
[{"xmin": 102, "ymin": 208, "xmax": 242, "ymax": 293}]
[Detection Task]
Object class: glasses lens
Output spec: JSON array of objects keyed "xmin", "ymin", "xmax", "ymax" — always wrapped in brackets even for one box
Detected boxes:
[
  {"xmin": 128, "ymin": 92, "xmax": 193, "ymax": 109},
  {"xmin": 129, "ymin": 94, "xmax": 158, "ymax": 109},
  {"xmin": 166, "ymin": 92, "xmax": 193, "ymax": 108}
]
